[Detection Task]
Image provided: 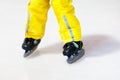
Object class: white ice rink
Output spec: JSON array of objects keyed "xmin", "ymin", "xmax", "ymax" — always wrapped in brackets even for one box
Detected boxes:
[{"xmin": 0, "ymin": 0, "xmax": 120, "ymax": 80}]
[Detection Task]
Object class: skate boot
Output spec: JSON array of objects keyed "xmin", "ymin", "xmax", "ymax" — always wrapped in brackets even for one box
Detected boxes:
[
  {"xmin": 22, "ymin": 38, "xmax": 41, "ymax": 57},
  {"xmin": 63, "ymin": 41, "xmax": 85, "ymax": 64}
]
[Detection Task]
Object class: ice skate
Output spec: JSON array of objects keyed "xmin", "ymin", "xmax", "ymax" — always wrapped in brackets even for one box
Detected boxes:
[
  {"xmin": 22, "ymin": 38, "xmax": 41, "ymax": 57},
  {"xmin": 63, "ymin": 41, "xmax": 85, "ymax": 64}
]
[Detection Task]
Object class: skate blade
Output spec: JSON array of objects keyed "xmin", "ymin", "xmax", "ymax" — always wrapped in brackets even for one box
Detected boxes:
[
  {"xmin": 67, "ymin": 49, "xmax": 85, "ymax": 64},
  {"xmin": 24, "ymin": 47, "xmax": 37, "ymax": 57}
]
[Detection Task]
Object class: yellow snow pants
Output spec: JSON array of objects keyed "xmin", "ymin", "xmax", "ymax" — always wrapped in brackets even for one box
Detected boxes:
[{"xmin": 25, "ymin": 0, "xmax": 82, "ymax": 43}]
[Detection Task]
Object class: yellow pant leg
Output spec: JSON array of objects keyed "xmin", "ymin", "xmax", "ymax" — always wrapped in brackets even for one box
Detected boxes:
[
  {"xmin": 52, "ymin": 0, "xmax": 82, "ymax": 43},
  {"xmin": 25, "ymin": 0, "xmax": 50, "ymax": 39}
]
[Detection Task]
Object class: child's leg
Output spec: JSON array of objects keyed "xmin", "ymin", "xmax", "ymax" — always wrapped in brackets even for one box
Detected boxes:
[
  {"xmin": 25, "ymin": 0, "xmax": 50, "ymax": 39},
  {"xmin": 52, "ymin": 0, "xmax": 82, "ymax": 43}
]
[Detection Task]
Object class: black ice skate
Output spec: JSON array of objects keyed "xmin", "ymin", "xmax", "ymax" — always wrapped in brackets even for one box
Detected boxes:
[
  {"xmin": 63, "ymin": 41, "xmax": 85, "ymax": 64},
  {"xmin": 22, "ymin": 38, "xmax": 41, "ymax": 57}
]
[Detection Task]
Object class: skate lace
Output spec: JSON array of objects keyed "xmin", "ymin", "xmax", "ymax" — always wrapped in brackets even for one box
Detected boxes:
[
  {"xmin": 63, "ymin": 41, "xmax": 79, "ymax": 49},
  {"xmin": 26, "ymin": 38, "xmax": 34, "ymax": 45}
]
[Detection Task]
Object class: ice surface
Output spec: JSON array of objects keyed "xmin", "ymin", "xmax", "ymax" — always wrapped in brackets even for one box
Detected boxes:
[{"xmin": 0, "ymin": 0, "xmax": 120, "ymax": 80}]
